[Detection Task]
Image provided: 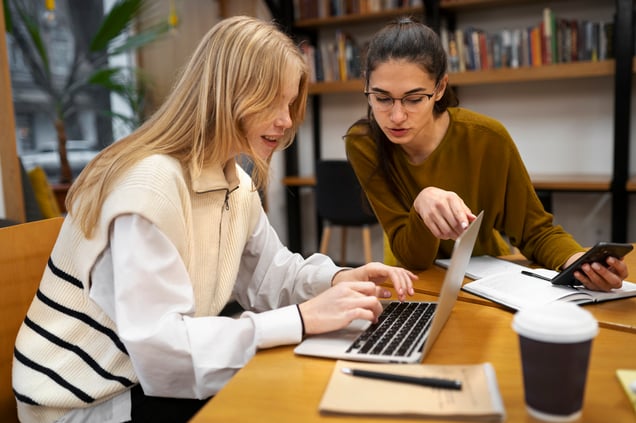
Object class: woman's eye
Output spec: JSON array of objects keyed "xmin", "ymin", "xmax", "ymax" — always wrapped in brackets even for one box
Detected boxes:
[{"xmin": 404, "ymin": 96, "xmax": 424, "ymax": 106}]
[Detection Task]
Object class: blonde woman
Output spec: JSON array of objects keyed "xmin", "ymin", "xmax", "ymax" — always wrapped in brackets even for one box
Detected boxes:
[{"xmin": 13, "ymin": 16, "xmax": 416, "ymax": 423}]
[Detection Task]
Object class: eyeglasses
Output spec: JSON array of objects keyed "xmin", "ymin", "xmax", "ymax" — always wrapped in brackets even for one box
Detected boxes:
[{"xmin": 365, "ymin": 91, "xmax": 435, "ymax": 113}]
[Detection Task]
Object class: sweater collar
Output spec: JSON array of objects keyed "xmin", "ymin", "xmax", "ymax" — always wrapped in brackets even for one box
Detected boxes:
[{"xmin": 190, "ymin": 159, "xmax": 239, "ymax": 193}]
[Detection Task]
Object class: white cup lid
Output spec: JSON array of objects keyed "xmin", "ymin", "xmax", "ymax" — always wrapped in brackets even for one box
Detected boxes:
[{"xmin": 512, "ymin": 302, "xmax": 598, "ymax": 343}]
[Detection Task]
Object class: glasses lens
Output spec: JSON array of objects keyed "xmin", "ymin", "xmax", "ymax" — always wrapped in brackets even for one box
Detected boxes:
[
  {"xmin": 367, "ymin": 93, "xmax": 430, "ymax": 112},
  {"xmin": 402, "ymin": 94, "xmax": 428, "ymax": 112},
  {"xmin": 368, "ymin": 94, "xmax": 393, "ymax": 111}
]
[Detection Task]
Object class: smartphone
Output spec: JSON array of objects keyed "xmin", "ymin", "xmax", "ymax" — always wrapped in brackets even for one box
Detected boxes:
[{"xmin": 551, "ymin": 242, "xmax": 634, "ymax": 286}]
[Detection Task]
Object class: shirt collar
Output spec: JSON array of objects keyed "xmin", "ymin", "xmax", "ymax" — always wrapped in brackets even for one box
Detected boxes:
[{"xmin": 190, "ymin": 159, "xmax": 240, "ymax": 193}]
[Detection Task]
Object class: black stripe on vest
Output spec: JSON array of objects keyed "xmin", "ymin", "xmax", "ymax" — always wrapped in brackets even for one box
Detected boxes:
[
  {"xmin": 13, "ymin": 389, "xmax": 39, "ymax": 406},
  {"xmin": 48, "ymin": 257, "xmax": 83, "ymax": 289},
  {"xmin": 36, "ymin": 289, "xmax": 128, "ymax": 354},
  {"xmin": 13, "ymin": 348, "xmax": 95, "ymax": 404},
  {"xmin": 24, "ymin": 316, "xmax": 135, "ymax": 387}
]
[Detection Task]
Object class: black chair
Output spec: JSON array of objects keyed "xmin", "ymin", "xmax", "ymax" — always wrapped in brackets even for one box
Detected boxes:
[{"xmin": 315, "ymin": 160, "xmax": 378, "ymax": 266}]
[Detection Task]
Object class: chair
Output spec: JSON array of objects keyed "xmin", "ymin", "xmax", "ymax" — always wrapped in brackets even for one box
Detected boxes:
[
  {"xmin": 0, "ymin": 217, "xmax": 64, "ymax": 422},
  {"xmin": 315, "ymin": 160, "xmax": 378, "ymax": 266}
]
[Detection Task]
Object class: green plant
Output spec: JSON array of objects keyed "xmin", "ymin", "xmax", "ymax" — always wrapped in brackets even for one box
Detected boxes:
[{"xmin": 3, "ymin": 0, "xmax": 173, "ymax": 183}]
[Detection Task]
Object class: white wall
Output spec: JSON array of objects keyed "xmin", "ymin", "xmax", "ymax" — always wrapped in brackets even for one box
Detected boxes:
[{"xmin": 265, "ymin": 0, "xmax": 636, "ymax": 263}]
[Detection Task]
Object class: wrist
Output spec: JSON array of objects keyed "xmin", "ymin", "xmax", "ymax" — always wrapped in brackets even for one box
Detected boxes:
[
  {"xmin": 296, "ymin": 304, "xmax": 306, "ymax": 337},
  {"xmin": 330, "ymin": 268, "xmax": 350, "ymax": 286}
]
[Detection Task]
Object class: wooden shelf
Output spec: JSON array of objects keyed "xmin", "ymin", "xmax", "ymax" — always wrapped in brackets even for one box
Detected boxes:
[
  {"xmin": 282, "ymin": 175, "xmax": 316, "ymax": 186},
  {"xmin": 308, "ymin": 60, "xmax": 619, "ymax": 94},
  {"xmin": 439, "ymin": 0, "xmax": 547, "ymax": 10},
  {"xmin": 530, "ymin": 174, "xmax": 611, "ymax": 191},
  {"xmin": 294, "ymin": 6, "xmax": 423, "ymax": 28},
  {"xmin": 283, "ymin": 174, "xmax": 611, "ymax": 192},
  {"xmin": 308, "ymin": 79, "xmax": 364, "ymax": 95},
  {"xmin": 449, "ymin": 60, "xmax": 615, "ymax": 85}
]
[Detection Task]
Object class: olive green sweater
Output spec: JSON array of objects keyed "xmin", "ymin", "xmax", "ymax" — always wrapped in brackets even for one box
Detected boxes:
[{"xmin": 345, "ymin": 107, "xmax": 584, "ymax": 271}]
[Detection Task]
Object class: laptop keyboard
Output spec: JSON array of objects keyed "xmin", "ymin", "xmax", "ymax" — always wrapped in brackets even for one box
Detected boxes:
[{"xmin": 346, "ymin": 301, "xmax": 437, "ymax": 357}]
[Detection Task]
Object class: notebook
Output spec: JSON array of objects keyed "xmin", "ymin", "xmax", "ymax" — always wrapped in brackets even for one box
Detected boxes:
[{"xmin": 294, "ymin": 210, "xmax": 483, "ymax": 363}]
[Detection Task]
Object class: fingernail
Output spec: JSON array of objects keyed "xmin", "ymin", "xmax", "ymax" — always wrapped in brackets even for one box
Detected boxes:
[{"xmin": 461, "ymin": 221, "xmax": 468, "ymax": 229}]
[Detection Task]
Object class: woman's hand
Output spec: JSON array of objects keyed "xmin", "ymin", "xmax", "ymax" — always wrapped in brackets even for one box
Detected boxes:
[
  {"xmin": 413, "ymin": 187, "xmax": 476, "ymax": 240},
  {"xmin": 298, "ymin": 281, "xmax": 384, "ymax": 335},
  {"xmin": 332, "ymin": 262, "xmax": 417, "ymax": 301},
  {"xmin": 564, "ymin": 253, "xmax": 628, "ymax": 292}
]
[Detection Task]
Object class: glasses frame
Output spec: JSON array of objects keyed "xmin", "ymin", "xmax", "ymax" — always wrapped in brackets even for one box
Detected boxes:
[{"xmin": 364, "ymin": 91, "xmax": 436, "ymax": 112}]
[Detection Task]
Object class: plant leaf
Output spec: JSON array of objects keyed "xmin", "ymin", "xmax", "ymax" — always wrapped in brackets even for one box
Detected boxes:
[
  {"xmin": 88, "ymin": 67, "xmax": 123, "ymax": 87},
  {"xmin": 89, "ymin": 0, "xmax": 143, "ymax": 52},
  {"xmin": 109, "ymin": 21, "xmax": 171, "ymax": 55},
  {"xmin": 3, "ymin": 0, "xmax": 13, "ymax": 33},
  {"xmin": 16, "ymin": 3, "xmax": 50, "ymax": 74},
  {"xmin": 88, "ymin": 67, "xmax": 134, "ymax": 96}
]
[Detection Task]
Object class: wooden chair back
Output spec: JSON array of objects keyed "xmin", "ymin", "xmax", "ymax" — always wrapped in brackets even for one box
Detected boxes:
[{"xmin": 0, "ymin": 217, "xmax": 63, "ymax": 422}]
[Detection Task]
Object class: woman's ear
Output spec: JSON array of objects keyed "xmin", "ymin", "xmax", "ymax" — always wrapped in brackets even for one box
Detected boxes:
[{"xmin": 435, "ymin": 74, "xmax": 449, "ymax": 101}]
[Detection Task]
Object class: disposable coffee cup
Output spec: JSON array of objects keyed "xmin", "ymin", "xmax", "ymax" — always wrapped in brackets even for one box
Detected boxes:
[{"xmin": 512, "ymin": 302, "xmax": 598, "ymax": 422}]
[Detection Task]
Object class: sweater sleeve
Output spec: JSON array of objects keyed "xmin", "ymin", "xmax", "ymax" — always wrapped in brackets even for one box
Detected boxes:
[
  {"xmin": 345, "ymin": 112, "xmax": 584, "ymax": 271},
  {"xmin": 233, "ymin": 208, "xmax": 339, "ymax": 310},
  {"xmin": 497, "ymin": 137, "xmax": 585, "ymax": 269},
  {"xmin": 345, "ymin": 124, "xmax": 440, "ymax": 270}
]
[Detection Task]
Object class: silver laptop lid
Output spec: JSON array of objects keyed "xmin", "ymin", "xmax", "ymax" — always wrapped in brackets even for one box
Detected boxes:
[{"xmin": 420, "ymin": 210, "xmax": 484, "ymax": 358}]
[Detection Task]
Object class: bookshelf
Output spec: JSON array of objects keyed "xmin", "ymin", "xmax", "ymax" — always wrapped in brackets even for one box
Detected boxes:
[
  {"xmin": 287, "ymin": 2, "xmax": 428, "ymax": 252},
  {"xmin": 268, "ymin": 0, "xmax": 634, "ymax": 253}
]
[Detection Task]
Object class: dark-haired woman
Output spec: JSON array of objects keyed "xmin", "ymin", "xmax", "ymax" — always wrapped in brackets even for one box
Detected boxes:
[{"xmin": 345, "ymin": 17, "xmax": 627, "ymax": 292}]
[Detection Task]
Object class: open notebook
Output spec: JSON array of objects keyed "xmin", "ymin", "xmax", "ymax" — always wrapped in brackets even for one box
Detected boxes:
[{"xmin": 294, "ymin": 211, "xmax": 483, "ymax": 363}]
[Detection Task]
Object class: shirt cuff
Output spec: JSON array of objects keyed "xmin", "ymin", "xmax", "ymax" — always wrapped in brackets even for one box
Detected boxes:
[{"xmin": 242, "ymin": 305, "xmax": 303, "ymax": 349}]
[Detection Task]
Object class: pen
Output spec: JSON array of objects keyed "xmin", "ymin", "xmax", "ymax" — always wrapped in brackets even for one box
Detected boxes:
[
  {"xmin": 521, "ymin": 270, "xmax": 553, "ymax": 282},
  {"xmin": 341, "ymin": 367, "xmax": 462, "ymax": 390}
]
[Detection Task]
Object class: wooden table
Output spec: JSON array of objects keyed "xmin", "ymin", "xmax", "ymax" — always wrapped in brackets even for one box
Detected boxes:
[
  {"xmin": 403, "ymin": 256, "xmax": 636, "ymax": 333},
  {"xmin": 190, "ymin": 292, "xmax": 636, "ymax": 422}
]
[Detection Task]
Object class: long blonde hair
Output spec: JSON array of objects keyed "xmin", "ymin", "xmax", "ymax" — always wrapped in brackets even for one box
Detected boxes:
[{"xmin": 66, "ymin": 16, "xmax": 309, "ymax": 237}]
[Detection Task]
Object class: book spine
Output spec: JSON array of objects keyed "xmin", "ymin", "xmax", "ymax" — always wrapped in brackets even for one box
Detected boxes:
[{"xmin": 437, "ymin": 10, "xmax": 611, "ymax": 73}]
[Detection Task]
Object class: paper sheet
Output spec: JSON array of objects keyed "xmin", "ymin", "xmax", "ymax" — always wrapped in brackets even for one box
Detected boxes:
[{"xmin": 319, "ymin": 360, "xmax": 505, "ymax": 421}]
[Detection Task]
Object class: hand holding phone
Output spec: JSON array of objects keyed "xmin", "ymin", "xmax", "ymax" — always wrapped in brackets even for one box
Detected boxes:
[{"xmin": 551, "ymin": 242, "xmax": 633, "ymax": 286}]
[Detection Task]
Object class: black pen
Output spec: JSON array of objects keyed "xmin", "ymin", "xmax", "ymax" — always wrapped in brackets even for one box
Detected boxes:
[
  {"xmin": 521, "ymin": 270, "xmax": 553, "ymax": 282},
  {"xmin": 341, "ymin": 367, "xmax": 462, "ymax": 390}
]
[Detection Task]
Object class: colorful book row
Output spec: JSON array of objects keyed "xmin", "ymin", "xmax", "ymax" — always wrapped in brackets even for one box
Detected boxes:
[
  {"xmin": 442, "ymin": 8, "xmax": 614, "ymax": 72},
  {"xmin": 294, "ymin": 0, "xmax": 422, "ymax": 21},
  {"xmin": 300, "ymin": 31, "xmax": 363, "ymax": 83}
]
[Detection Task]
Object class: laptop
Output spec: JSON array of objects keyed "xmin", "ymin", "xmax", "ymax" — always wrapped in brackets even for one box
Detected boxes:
[{"xmin": 294, "ymin": 210, "xmax": 483, "ymax": 363}]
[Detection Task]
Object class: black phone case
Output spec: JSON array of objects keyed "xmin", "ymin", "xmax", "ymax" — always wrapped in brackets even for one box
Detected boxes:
[{"xmin": 551, "ymin": 242, "xmax": 633, "ymax": 286}]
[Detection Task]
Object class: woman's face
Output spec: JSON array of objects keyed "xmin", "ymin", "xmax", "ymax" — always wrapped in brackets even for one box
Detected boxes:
[
  {"xmin": 367, "ymin": 59, "xmax": 442, "ymax": 147},
  {"xmin": 245, "ymin": 72, "xmax": 300, "ymax": 160}
]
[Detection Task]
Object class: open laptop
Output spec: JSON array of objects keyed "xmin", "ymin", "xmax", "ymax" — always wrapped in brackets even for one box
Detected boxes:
[{"xmin": 294, "ymin": 210, "xmax": 483, "ymax": 363}]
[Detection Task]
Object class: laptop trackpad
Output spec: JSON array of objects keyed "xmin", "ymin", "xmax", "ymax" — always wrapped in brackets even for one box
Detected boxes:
[{"xmin": 294, "ymin": 319, "xmax": 369, "ymax": 358}]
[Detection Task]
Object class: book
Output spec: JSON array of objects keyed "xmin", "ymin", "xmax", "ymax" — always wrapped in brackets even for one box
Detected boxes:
[
  {"xmin": 462, "ymin": 269, "xmax": 636, "ymax": 311},
  {"xmin": 319, "ymin": 360, "xmax": 506, "ymax": 421},
  {"xmin": 616, "ymin": 369, "xmax": 636, "ymax": 413},
  {"xmin": 435, "ymin": 255, "xmax": 529, "ymax": 280}
]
